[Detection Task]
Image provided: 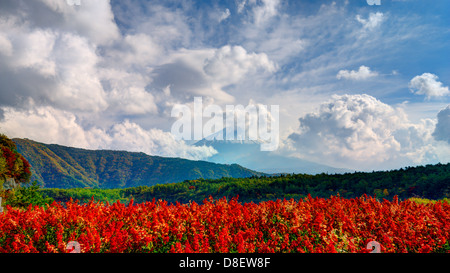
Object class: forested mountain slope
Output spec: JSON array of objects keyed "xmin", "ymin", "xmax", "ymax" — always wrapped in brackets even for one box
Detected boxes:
[{"xmin": 13, "ymin": 138, "xmax": 263, "ymax": 189}]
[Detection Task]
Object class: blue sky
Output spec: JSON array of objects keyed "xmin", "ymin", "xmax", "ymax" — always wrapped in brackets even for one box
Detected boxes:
[{"xmin": 0, "ymin": 0, "xmax": 449, "ymax": 171}]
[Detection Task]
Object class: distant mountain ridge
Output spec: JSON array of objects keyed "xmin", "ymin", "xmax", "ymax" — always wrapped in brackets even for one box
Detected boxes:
[
  {"xmin": 194, "ymin": 138, "xmax": 352, "ymax": 175},
  {"xmin": 13, "ymin": 138, "xmax": 264, "ymax": 189}
]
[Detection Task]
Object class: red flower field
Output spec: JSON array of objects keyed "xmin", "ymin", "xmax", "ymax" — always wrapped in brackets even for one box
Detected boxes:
[{"xmin": 0, "ymin": 195, "xmax": 449, "ymax": 253}]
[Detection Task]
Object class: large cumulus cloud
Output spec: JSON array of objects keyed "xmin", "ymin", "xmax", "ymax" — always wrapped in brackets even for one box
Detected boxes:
[
  {"xmin": 0, "ymin": 0, "xmax": 221, "ymax": 160},
  {"xmin": 287, "ymin": 94, "xmax": 439, "ymax": 170},
  {"xmin": 0, "ymin": 1, "xmax": 113, "ymax": 113}
]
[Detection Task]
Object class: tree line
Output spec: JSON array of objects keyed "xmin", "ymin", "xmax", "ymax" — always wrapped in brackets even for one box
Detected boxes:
[{"xmin": 40, "ymin": 162, "xmax": 450, "ymax": 205}]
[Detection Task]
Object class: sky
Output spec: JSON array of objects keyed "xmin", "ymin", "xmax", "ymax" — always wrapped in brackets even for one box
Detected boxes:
[{"xmin": 0, "ymin": 0, "xmax": 449, "ymax": 172}]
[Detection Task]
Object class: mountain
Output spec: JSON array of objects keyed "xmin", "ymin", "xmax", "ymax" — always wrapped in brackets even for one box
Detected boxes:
[
  {"xmin": 13, "ymin": 138, "xmax": 263, "ymax": 189},
  {"xmin": 195, "ymin": 137, "xmax": 352, "ymax": 175}
]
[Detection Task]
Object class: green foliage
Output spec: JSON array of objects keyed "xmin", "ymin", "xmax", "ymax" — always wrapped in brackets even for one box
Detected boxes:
[
  {"xmin": 408, "ymin": 197, "xmax": 450, "ymax": 205},
  {"xmin": 41, "ymin": 163, "xmax": 450, "ymax": 205},
  {"xmin": 0, "ymin": 134, "xmax": 31, "ymax": 185},
  {"xmin": 13, "ymin": 138, "xmax": 262, "ymax": 189},
  {"xmin": 5, "ymin": 181, "xmax": 54, "ymax": 208},
  {"xmin": 39, "ymin": 187, "xmax": 128, "ymax": 204},
  {"xmin": 0, "ymin": 134, "xmax": 17, "ymax": 151}
]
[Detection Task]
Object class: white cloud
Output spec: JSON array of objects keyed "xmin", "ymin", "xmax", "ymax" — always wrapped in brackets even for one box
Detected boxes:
[
  {"xmin": 148, "ymin": 45, "xmax": 277, "ymax": 106},
  {"xmin": 336, "ymin": 65, "xmax": 378, "ymax": 80},
  {"xmin": 356, "ymin": 12, "xmax": 384, "ymax": 31},
  {"xmin": 119, "ymin": 33, "xmax": 165, "ymax": 66},
  {"xmin": 235, "ymin": 0, "xmax": 308, "ymax": 64},
  {"xmin": 204, "ymin": 45, "xmax": 277, "ymax": 85},
  {"xmin": 51, "ymin": 33, "xmax": 108, "ymax": 112},
  {"xmin": 6, "ymin": 27, "xmax": 57, "ymax": 77},
  {"xmin": 107, "ymin": 86, "xmax": 158, "ymax": 116},
  {"xmin": 128, "ymin": 3, "xmax": 193, "ymax": 50},
  {"xmin": 218, "ymin": 8, "xmax": 231, "ymax": 22},
  {"xmin": 149, "ymin": 48, "xmax": 236, "ymax": 104},
  {"xmin": 40, "ymin": 0, "xmax": 120, "ymax": 45},
  {"xmin": 409, "ymin": 73, "xmax": 450, "ymax": 99},
  {"xmin": 287, "ymin": 94, "xmax": 439, "ymax": 170},
  {"xmin": 0, "ymin": 106, "xmax": 217, "ymax": 161},
  {"xmin": 237, "ymin": 0, "xmax": 247, "ymax": 14},
  {"xmin": 0, "ymin": 16, "xmax": 107, "ymax": 112},
  {"xmin": 251, "ymin": 0, "xmax": 280, "ymax": 25},
  {"xmin": 0, "ymin": 106, "xmax": 91, "ymax": 148},
  {"xmin": 103, "ymin": 120, "xmax": 218, "ymax": 160},
  {"xmin": 250, "ymin": 20, "xmax": 306, "ymax": 64}
]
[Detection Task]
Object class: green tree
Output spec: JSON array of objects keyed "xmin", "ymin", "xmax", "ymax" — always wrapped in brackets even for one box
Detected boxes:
[
  {"xmin": 0, "ymin": 134, "xmax": 31, "ymax": 186},
  {"xmin": 5, "ymin": 181, "xmax": 54, "ymax": 208}
]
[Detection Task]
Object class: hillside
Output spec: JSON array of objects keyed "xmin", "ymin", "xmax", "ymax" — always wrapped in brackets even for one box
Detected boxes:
[{"xmin": 13, "ymin": 138, "xmax": 263, "ymax": 189}]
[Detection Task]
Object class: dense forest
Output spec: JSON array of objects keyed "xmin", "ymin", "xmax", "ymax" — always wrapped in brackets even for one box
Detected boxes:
[
  {"xmin": 13, "ymin": 138, "xmax": 263, "ymax": 188},
  {"xmin": 40, "ymin": 162, "xmax": 450, "ymax": 204}
]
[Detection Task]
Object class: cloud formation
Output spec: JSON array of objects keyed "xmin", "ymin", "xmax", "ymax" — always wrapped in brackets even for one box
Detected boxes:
[
  {"xmin": 336, "ymin": 65, "xmax": 378, "ymax": 81},
  {"xmin": 0, "ymin": 106, "xmax": 217, "ymax": 160},
  {"xmin": 0, "ymin": 0, "xmax": 448, "ymax": 171},
  {"xmin": 251, "ymin": 0, "xmax": 280, "ymax": 26},
  {"xmin": 433, "ymin": 105, "xmax": 450, "ymax": 144},
  {"xmin": 147, "ymin": 44, "xmax": 278, "ymax": 107},
  {"xmin": 409, "ymin": 73, "xmax": 450, "ymax": 99},
  {"xmin": 218, "ymin": 8, "xmax": 231, "ymax": 22},
  {"xmin": 356, "ymin": 12, "xmax": 384, "ymax": 31},
  {"xmin": 287, "ymin": 94, "xmax": 439, "ymax": 170},
  {"xmin": 204, "ymin": 45, "xmax": 277, "ymax": 86},
  {"xmin": 0, "ymin": 0, "xmax": 221, "ymax": 160}
]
